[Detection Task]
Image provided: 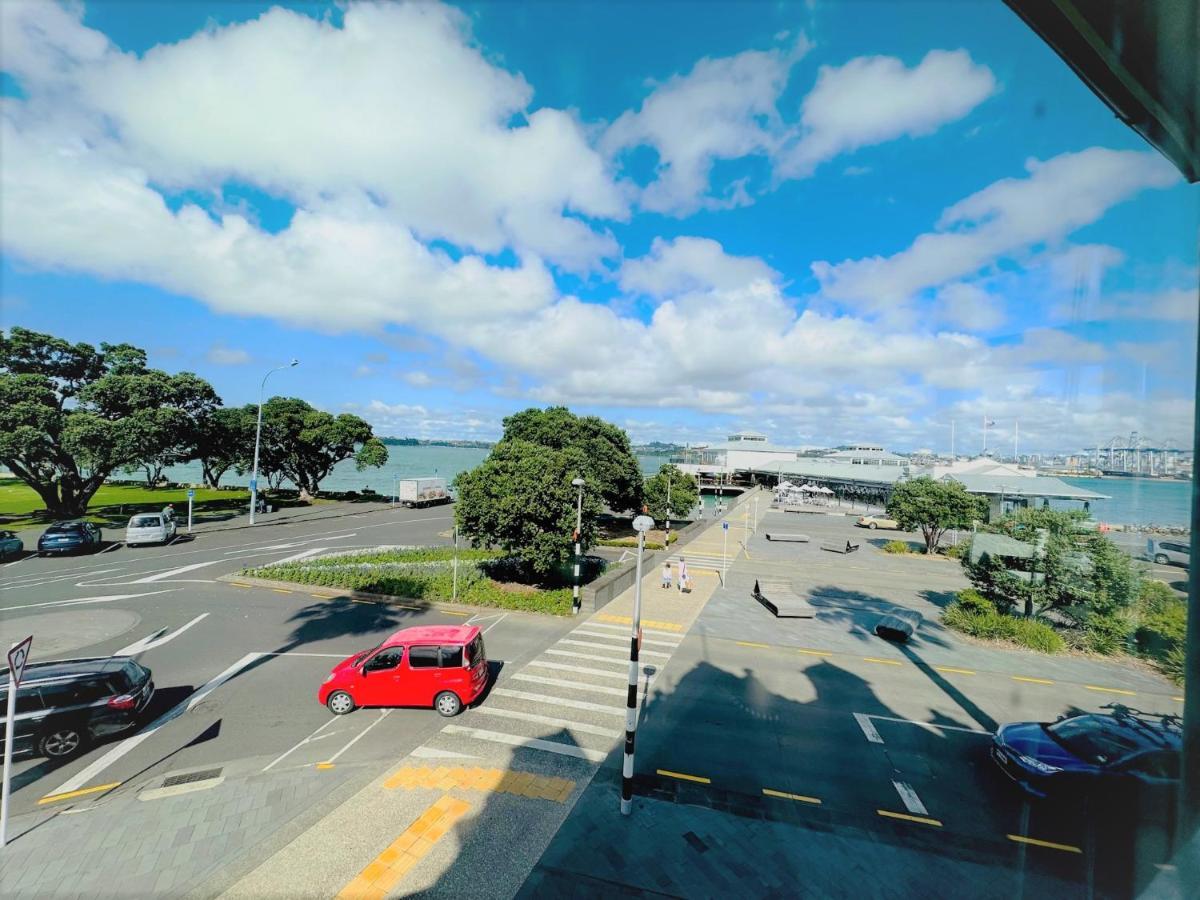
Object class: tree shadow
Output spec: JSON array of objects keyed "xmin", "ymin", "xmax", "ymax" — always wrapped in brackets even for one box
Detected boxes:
[{"xmin": 792, "ymin": 585, "xmax": 953, "ymax": 650}]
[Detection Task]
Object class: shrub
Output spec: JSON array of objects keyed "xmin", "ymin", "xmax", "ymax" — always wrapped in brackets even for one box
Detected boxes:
[
  {"xmin": 1137, "ymin": 579, "xmax": 1177, "ymax": 614},
  {"xmin": 942, "ymin": 595, "xmax": 1063, "ymax": 653},
  {"xmin": 942, "ymin": 542, "xmax": 967, "ymax": 560},
  {"xmin": 1009, "ymin": 618, "xmax": 1066, "ymax": 653},
  {"xmin": 1135, "ymin": 603, "xmax": 1186, "ymax": 657},
  {"xmin": 956, "ymin": 588, "xmax": 994, "ymax": 614},
  {"xmin": 1083, "ymin": 612, "xmax": 1134, "ymax": 655},
  {"xmin": 883, "ymin": 540, "xmax": 910, "ymax": 554},
  {"xmin": 1161, "ymin": 645, "xmax": 1185, "ymax": 685}
]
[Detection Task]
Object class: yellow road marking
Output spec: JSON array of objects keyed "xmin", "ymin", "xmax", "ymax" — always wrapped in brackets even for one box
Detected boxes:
[
  {"xmin": 934, "ymin": 666, "xmax": 976, "ymax": 675},
  {"xmin": 599, "ymin": 614, "xmax": 632, "ymax": 624},
  {"xmin": 1012, "ymin": 676, "xmax": 1054, "ymax": 685},
  {"xmin": 316, "ymin": 762, "xmax": 335, "ymax": 769},
  {"xmin": 656, "ymin": 768, "xmax": 711, "ymax": 784},
  {"xmin": 231, "ymin": 582, "xmax": 251, "ymax": 589},
  {"xmin": 762, "ymin": 788, "xmax": 821, "ymax": 804},
  {"xmin": 877, "ymin": 809, "xmax": 943, "ymax": 827},
  {"xmin": 796, "ymin": 648, "xmax": 833, "ymax": 657},
  {"xmin": 1085, "ymin": 685, "xmax": 1136, "ymax": 696},
  {"xmin": 441, "ymin": 610, "xmax": 469, "ymax": 617},
  {"xmin": 38, "ymin": 782, "xmax": 121, "ymax": 805},
  {"xmin": 1172, "ymin": 696, "xmax": 1185, "ymax": 702},
  {"xmin": 1007, "ymin": 834, "xmax": 1082, "ymax": 854},
  {"xmin": 736, "ymin": 641, "xmax": 770, "ymax": 649},
  {"xmin": 863, "ymin": 657, "xmax": 902, "ymax": 666},
  {"xmin": 273, "ymin": 589, "xmax": 293, "ymax": 595}
]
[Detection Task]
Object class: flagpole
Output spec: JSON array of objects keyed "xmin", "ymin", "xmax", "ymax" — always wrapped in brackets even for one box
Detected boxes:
[
  {"xmin": 982, "ymin": 415, "xmax": 987, "ymax": 454},
  {"xmin": 951, "ymin": 420, "xmax": 956, "ymax": 459},
  {"xmin": 1014, "ymin": 421, "xmax": 1019, "ymax": 461}
]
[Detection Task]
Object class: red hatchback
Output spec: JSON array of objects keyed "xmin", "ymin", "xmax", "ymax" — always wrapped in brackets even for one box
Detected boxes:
[{"xmin": 319, "ymin": 625, "xmax": 488, "ymax": 717}]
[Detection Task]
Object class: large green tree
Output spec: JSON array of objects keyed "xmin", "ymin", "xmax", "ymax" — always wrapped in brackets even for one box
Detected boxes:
[
  {"xmin": 500, "ymin": 406, "xmax": 642, "ymax": 513},
  {"xmin": 886, "ymin": 476, "xmax": 986, "ymax": 554},
  {"xmin": 643, "ymin": 464, "xmax": 699, "ymax": 522},
  {"xmin": 0, "ymin": 327, "xmax": 220, "ymax": 516},
  {"xmin": 453, "ymin": 439, "xmax": 603, "ymax": 578},
  {"xmin": 193, "ymin": 405, "xmax": 258, "ymax": 488},
  {"xmin": 257, "ymin": 397, "xmax": 388, "ymax": 495}
]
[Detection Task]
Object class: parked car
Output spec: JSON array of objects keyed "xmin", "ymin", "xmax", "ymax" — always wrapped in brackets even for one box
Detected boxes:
[
  {"xmin": 0, "ymin": 529, "xmax": 23, "ymax": 561},
  {"xmin": 855, "ymin": 515, "xmax": 899, "ymax": 530},
  {"xmin": 37, "ymin": 521, "xmax": 103, "ymax": 555},
  {"xmin": 1147, "ymin": 538, "xmax": 1190, "ymax": 568},
  {"xmin": 319, "ymin": 625, "xmax": 488, "ymax": 718},
  {"xmin": 0, "ymin": 657, "xmax": 154, "ymax": 760},
  {"xmin": 991, "ymin": 704, "xmax": 1181, "ymax": 802},
  {"xmin": 125, "ymin": 512, "xmax": 177, "ymax": 547}
]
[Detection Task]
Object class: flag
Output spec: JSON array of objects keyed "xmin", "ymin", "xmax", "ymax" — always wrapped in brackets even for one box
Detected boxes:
[{"xmin": 985, "ymin": 419, "xmax": 996, "ymax": 427}]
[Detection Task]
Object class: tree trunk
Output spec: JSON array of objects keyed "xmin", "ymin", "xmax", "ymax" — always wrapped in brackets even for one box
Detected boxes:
[{"xmin": 1024, "ymin": 595, "xmax": 1034, "ymax": 618}]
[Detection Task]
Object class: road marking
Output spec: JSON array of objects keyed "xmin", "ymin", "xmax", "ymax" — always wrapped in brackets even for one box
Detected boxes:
[
  {"xmin": 47, "ymin": 652, "xmax": 264, "ymax": 796},
  {"xmin": 933, "ymin": 666, "xmax": 976, "ymax": 675},
  {"xmin": 796, "ymin": 648, "xmax": 834, "ymax": 657},
  {"xmin": 37, "ymin": 782, "xmax": 121, "ymax": 805},
  {"xmin": 511, "ymin": 673, "xmax": 628, "ymax": 697},
  {"xmin": 492, "ymin": 688, "xmax": 625, "ymax": 716},
  {"xmin": 877, "ymin": 810, "xmax": 942, "ymax": 827},
  {"xmin": 867, "ymin": 714, "xmax": 991, "ymax": 735},
  {"xmin": 527, "ymin": 660, "xmax": 639, "ymax": 680},
  {"xmin": 114, "ymin": 613, "xmax": 209, "ymax": 656},
  {"xmin": 1173, "ymin": 696, "xmax": 1185, "ymax": 702},
  {"xmin": 863, "ymin": 657, "xmax": 902, "ymax": 666},
  {"xmin": 269, "ymin": 547, "xmax": 329, "ymax": 565},
  {"xmin": 656, "ymin": 769, "xmax": 710, "ymax": 784},
  {"xmin": 1007, "ymin": 834, "xmax": 1082, "ymax": 854},
  {"xmin": 558, "ymin": 639, "xmax": 670, "ymax": 659},
  {"xmin": 316, "ymin": 762, "xmax": 335, "ymax": 769},
  {"xmin": 468, "ymin": 706, "xmax": 616, "ymax": 737},
  {"xmin": 258, "ymin": 651, "xmax": 349, "ymax": 657},
  {"xmin": 1012, "ymin": 676, "xmax": 1055, "ymax": 685},
  {"xmin": 762, "ymin": 788, "xmax": 820, "ymax": 804},
  {"xmin": 262, "ymin": 716, "xmax": 341, "ymax": 772},
  {"xmin": 1, "ymin": 588, "xmax": 178, "ymax": 612},
  {"xmin": 130, "ymin": 560, "xmax": 224, "ymax": 583},
  {"xmin": 583, "ymin": 621, "xmax": 683, "ymax": 639},
  {"xmin": 98, "ymin": 542, "xmax": 123, "ymax": 554},
  {"xmin": 442, "ymin": 610, "xmax": 470, "ymax": 617},
  {"xmin": 322, "ymin": 709, "xmax": 391, "ymax": 764},
  {"xmin": 272, "ymin": 589, "xmax": 293, "ymax": 595},
  {"xmin": 441, "ymin": 725, "xmax": 607, "ymax": 761},
  {"xmin": 545, "ymin": 649, "xmax": 633, "ymax": 666},
  {"xmin": 572, "ymin": 630, "xmax": 679, "ymax": 648},
  {"xmin": 736, "ymin": 641, "xmax": 770, "ymax": 649},
  {"xmin": 232, "ymin": 582, "xmax": 251, "ymax": 588},
  {"xmin": 854, "ymin": 713, "xmax": 884, "ymax": 743},
  {"xmin": 892, "ymin": 781, "xmax": 929, "ymax": 815},
  {"xmin": 1085, "ymin": 685, "xmax": 1136, "ymax": 696}
]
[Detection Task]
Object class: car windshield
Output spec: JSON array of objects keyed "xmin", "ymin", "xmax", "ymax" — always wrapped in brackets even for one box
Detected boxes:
[
  {"xmin": 130, "ymin": 516, "xmax": 162, "ymax": 527},
  {"xmin": 1046, "ymin": 715, "xmax": 1145, "ymax": 766},
  {"xmin": 46, "ymin": 524, "xmax": 83, "ymax": 534}
]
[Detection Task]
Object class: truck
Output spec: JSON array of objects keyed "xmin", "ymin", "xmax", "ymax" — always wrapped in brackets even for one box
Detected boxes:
[{"xmin": 396, "ymin": 477, "xmax": 452, "ymax": 508}]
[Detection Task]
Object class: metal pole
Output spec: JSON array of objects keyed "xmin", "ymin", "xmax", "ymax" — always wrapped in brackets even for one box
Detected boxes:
[
  {"xmin": 0, "ymin": 651, "xmax": 16, "ymax": 848},
  {"xmin": 187, "ymin": 495, "xmax": 193, "ymax": 533},
  {"xmin": 249, "ymin": 360, "xmax": 297, "ymax": 525},
  {"xmin": 621, "ymin": 515, "xmax": 653, "ymax": 815},
  {"xmin": 665, "ymin": 473, "xmax": 672, "ymax": 554},
  {"xmin": 572, "ymin": 478, "xmax": 584, "ymax": 615},
  {"xmin": 452, "ymin": 526, "xmax": 459, "ymax": 603},
  {"xmin": 722, "ymin": 524, "xmax": 728, "ymax": 582},
  {"xmin": 1178, "ymin": 300, "xmax": 1200, "ymax": 857}
]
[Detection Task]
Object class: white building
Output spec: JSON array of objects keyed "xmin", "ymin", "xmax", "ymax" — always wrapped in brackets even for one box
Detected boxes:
[{"xmin": 682, "ymin": 431, "xmax": 800, "ymax": 477}]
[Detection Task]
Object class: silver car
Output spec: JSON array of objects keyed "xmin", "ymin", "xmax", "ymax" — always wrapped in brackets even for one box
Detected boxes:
[
  {"xmin": 1147, "ymin": 538, "xmax": 1190, "ymax": 568},
  {"xmin": 125, "ymin": 513, "xmax": 177, "ymax": 547}
]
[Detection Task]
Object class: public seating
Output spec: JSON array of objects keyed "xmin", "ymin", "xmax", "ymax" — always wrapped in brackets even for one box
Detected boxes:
[
  {"xmin": 820, "ymin": 540, "xmax": 860, "ymax": 554},
  {"xmin": 752, "ymin": 579, "xmax": 815, "ymax": 618},
  {"xmin": 764, "ymin": 533, "xmax": 810, "ymax": 542}
]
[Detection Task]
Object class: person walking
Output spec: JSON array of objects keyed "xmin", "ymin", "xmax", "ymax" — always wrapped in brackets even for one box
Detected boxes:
[
  {"xmin": 661, "ymin": 561, "xmax": 673, "ymax": 590},
  {"xmin": 677, "ymin": 557, "xmax": 689, "ymax": 593},
  {"xmin": 162, "ymin": 502, "xmax": 176, "ymax": 521}
]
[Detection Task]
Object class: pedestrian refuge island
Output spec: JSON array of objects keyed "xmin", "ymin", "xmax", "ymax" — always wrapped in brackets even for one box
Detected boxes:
[
  {"xmin": 764, "ymin": 532, "xmax": 810, "ymax": 542},
  {"xmin": 752, "ymin": 579, "xmax": 815, "ymax": 618}
]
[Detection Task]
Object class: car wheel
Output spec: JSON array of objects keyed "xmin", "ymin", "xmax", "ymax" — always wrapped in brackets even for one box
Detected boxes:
[
  {"xmin": 326, "ymin": 691, "xmax": 356, "ymax": 715},
  {"xmin": 434, "ymin": 691, "xmax": 462, "ymax": 717},
  {"xmin": 1154, "ymin": 554, "xmax": 1169, "ymax": 565},
  {"xmin": 38, "ymin": 727, "xmax": 86, "ymax": 760},
  {"xmin": 868, "ymin": 522, "xmax": 877, "ymax": 530}
]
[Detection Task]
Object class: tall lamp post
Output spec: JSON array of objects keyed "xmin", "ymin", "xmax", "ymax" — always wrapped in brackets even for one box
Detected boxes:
[
  {"xmin": 664, "ymin": 470, "xmax": 672, "ymax": 557},
  {"xmin": 249, "ymin": 359, "xmax": 298, "ymax": 525},
  {"xmin": 621, "ymin": 513, "xmax": 654, "ymax": 815},
  {"xmin": 571, "ymin": 477, "xmax": 585, "ymax": 615}
]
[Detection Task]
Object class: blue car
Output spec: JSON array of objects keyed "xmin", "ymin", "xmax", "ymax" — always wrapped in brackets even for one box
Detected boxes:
[
  {"xmin": 992, "ymin": 704, "xmax": 1181, "ymax": 801},
  {"xmin": 37, "ymin": 521, "xmax": 103, "ymax": 555},
  {"xmin": 0, "ymin": 530, "xmax": 22, "ymax": 561}
]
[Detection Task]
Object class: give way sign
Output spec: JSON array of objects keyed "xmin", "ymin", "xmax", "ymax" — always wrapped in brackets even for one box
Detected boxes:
[{"xmin": 7, "ymin": 637, "xmax": 32, "ymax": 688}]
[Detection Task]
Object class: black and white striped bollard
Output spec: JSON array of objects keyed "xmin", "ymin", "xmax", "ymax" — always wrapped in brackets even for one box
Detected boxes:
[{"xmin": 621, "ymin": 513, "xmax": 655, "ymax": 815}]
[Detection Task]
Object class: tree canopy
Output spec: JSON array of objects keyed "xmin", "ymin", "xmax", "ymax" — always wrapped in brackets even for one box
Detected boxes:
[
  {"xmin": 642, "ymin": 464, "xmax": 699, "ymax": 522},
  {"xmin": 886, "ymin": 477, "xmax": 986, "ymax": 554},
  {"xmin": 0, "ymin": 327, "xmax": 220, "ymax": 516},
  {"xmin": 193, "ymin": 405, "xmax": 258, "ymax": 488},
  {"xmin": 256, "ymin": 397, "xmax": 388, "ymax": 495}
]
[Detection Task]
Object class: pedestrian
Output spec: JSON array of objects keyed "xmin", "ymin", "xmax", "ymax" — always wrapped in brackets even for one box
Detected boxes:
[
  {"xmin": 678, "ymin": 557, "xmax": 689, "ymax": 593},
  {"xmin": 162, "ymin": 502, "xmax": 175, "ymax": 521},
  {"xmin": 661, "ymin": 561, "xmax": 672, "ymax": 590}
]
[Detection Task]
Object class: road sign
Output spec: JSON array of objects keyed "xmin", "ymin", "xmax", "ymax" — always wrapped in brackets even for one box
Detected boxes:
[
  {"xmin": 249, "ymin": 478, "xmax": 257, "ymax": 492},
  {"xmin": 6, "ymin": 636, "xmax": 32, "ymax": 688},
  {"xmin": 722, "ymin": 521, "xmax": 729, "ymax": 531},
  {"xmin": 187, "ymin": 489, "xmax": 195, "ymax": 499}
]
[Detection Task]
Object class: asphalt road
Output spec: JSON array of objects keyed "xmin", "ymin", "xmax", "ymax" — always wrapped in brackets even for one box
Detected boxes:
[{"xmin": 0, "ymin": 503, "xmax": 576, "ymax": 825}]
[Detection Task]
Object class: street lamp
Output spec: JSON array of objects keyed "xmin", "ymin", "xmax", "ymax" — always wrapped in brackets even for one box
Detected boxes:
[
  {"xmin": 249, "ymin": 359, "xmax": 298, "ymax": 525},
  {"xmin": 571, "ymin": 477, "xmax": 585, "ymax": 615},
  {"xmin": 621, "ymin": 512, "xmax": 654, "ymax": 816},
  {"xmin": 664, "ymin": 470, "xmax": 672, "ymax": 557}
]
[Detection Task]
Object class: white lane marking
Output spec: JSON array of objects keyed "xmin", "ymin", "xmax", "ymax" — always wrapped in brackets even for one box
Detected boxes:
[
  {"xmin": 511, "ymin": 673, "xmax": 628, "ymax": 697},
  {"xmin": 854, "ymin": 713, "xmax": 883, "ymax": 744},
  {"xmin": 544, "ymin": 649, "xmax": 631, "ymax": 666},
  {"xmin": 126, "ymin": 560, "xmax": 223, "ymax": 584},
  {"xmin": 468, "ymin": 706, "xmax": 617, "ymax": 738},
  {"xmin": 114, "ymin": 613, "xmax": 209, "ymax": 656},
  {"xmin": 267, "ymin": 547, "xmax": 328, "ymax": 565},
  {"xmin": 526, "ymin": 660, "xmax": 641, "ymax": 681},
  {"xmin": 323, "ymin": 710, "xmax": 391, "ymax": 764},
  {"xmin": 1, "ymin": 589, "xmax": 179, "ymax": 613},
  {"xmin": 0, "ymin": 553, "xmax": 34, "ymax": 568},
  {"xmin": 257, "ymin": 652, "xmax": 349, "ymax": 658},
  {"xmin": 581, "ymin": 621, "xmax": 683, "ymax": 639},
  {"xmin": 558, "ymin": 639, "xmax": 671, "ymax": 659},
  {"xmin": 441, "ymin": 725, "xmax": 607, "ymax": 762},
  {"xmin": 98, "ymin": 542, "xmax": 124, "ymax": 554},
  {"xmin": 48, "ymin": 652, "xmax": 264, "ymax": 796},
  {"xmin": 262, "ymin": 717, "xmax": 342, "ymax": 772},
  {"xmin": 892, "ymin": 781, "xmax": 929, "ymax": 816},
  {"xmin": 868, "ymin": 715, "xmax": 992, "ymax": 736},
  {"xmin": 572, "ymin": 630, "xmax": 679, "ymax": 648},
  {"xmin": 492, "ymin": 688, "xmax": 625, "ymax": 716},
  {"xmin": 222, "ymin": 533, "xmax": 358, "ymax": 557}
]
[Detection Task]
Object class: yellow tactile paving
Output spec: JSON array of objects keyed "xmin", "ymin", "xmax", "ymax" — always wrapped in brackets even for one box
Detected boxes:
[
  {"xmin": 595, "ymin": 613, "xmax": 684, "ymax": 631},
  {"xmin": 383, "ymin": 765, "xmax": 575, "ymax": 803}
]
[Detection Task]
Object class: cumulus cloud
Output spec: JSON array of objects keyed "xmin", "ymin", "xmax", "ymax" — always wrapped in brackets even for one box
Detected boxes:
[
  {"xmin": 205, "ymin": 343, "xmax": 251, "ymax": 366},
  {"xmin": 935, "ymin": 283, "xmax": 1005, "ymax": 331},
  {"xmin": 618, "ymin": 237, "xmax": 778, "ymax": 298}
]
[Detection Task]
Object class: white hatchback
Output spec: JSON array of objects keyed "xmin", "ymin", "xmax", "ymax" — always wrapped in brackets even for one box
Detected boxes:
[{"xmin": 125, "ymin": 513, "xmax": 177, "ymax": 546}]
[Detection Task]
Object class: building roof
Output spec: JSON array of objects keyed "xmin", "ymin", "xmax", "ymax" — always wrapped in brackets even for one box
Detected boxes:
[
  {"xmin": 824, "ymin": 447, "xmax": 906, "ymax": 463},
  {"xmin": 705, "ymin": 441, "xmax": 798, "ymax": 453},
  {"xmin": 968, "ymin": 532, "xmax": 1037, "ymax": 562},
  {"xmin": 942, "ymin": 473, "xmax": 1110, "ymax": 501},
  {"xmin": 751, "ymin": 459, "xmax": 908, "ymax": 485}
]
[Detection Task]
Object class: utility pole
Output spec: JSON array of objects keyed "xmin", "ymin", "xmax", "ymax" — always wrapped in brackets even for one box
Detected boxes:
[{"xmin": 621, "ymin": 514, "xmax": 654, "ymax": 816}]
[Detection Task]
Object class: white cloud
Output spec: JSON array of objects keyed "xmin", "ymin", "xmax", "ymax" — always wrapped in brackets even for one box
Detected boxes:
[
  {"xmin": 402, "ymin": 371, "xmax": 434, "ymax": 387},
  {"xmin": 935, "ymin": 283, "xmax": 1005, "ymax": 330},
  {"xmin": 205, "ymin": 343, "xmax": 251, "ymax": 365},
  {"xmin": 777, "ymin": 50, "xmax": 997, "ymax": 178},
  {"xmin": 618, "ymin": 237, "xmax": 778, "ymax": 298},
  {"xmin": 814, "ymin": 148, "xmax": 1180, "ymax": 311}
]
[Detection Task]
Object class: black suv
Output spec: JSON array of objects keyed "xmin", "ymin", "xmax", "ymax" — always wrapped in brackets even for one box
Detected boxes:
[{"xmin": 1, "ymin": 658, "xmax": 154, "ymax": 759}]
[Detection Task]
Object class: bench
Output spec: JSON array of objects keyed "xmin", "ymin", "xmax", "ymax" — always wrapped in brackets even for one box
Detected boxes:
[
  {"xmin": 820, "ymin": 540, "xmax": 860, "ymax": 554},
  {"xmin": 874, "ymin": 609, "xmax": 922, "ymax": 642},
  {"xmin": 765, "ymin": 533, "xmax": 810, "ymax": 543},
  {"xmin": 752, "ymin": 579, "xmax": 815, "ymax": 618}
]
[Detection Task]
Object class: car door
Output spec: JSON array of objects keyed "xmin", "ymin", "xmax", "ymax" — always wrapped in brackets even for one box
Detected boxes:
[
  {"xmin": 356, "ymin": 648, "xmax": 406, "ymax": 707},
  {"xmin": 1116, "ymin": 750, "xmax": 1180, "ymax": 814},
  {"xmin": 0, "ymin": 685, "xmax": 44, "ymax": 754},
  {"xmin": 405, "ymin": 646, "xmax": 442, "ymax": 706}
]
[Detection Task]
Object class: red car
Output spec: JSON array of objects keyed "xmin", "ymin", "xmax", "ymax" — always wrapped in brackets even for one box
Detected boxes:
[{"xmin": 319, "ymin": 625, "xmax": 488, "ymax": 717}]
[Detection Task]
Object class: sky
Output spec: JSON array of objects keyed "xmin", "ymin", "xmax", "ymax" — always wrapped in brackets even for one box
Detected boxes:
[{"xmin": 1, "ymin": 0, "xmax": 1197, "ymax": 454}]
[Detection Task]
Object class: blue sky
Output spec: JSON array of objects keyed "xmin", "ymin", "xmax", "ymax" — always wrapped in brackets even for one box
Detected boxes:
[{"xmin": 2, "ymin": 1, "xmax": 1196, "ymax": 452}]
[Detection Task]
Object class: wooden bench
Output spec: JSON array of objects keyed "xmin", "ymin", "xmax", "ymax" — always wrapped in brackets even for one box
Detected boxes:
[
  {"xmin": 874, "ymin": 609, "xmax": 922, "ymax": 642},
  {"xmin": 752, "ymin": 579, "xmax": 815, "ymax": 618},
  {"xmin": 820, "ymin": 540, "xmax": 860, "ymax": 554},
  {"xmin": 765, "ymin": 533, "xmax": 810, "ymax": 543}
]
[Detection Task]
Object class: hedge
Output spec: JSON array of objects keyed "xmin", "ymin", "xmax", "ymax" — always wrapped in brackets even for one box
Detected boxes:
[{"xmin": 942, "ymin": 590, "xmax": 1065, "ymax": 653}]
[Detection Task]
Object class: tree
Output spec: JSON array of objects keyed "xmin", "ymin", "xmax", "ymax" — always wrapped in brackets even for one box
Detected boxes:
[
  {"xmin": 257, "ymin": 397, "xmax": 387, "ymax": 495},
  {"xmin": 453, "ymin": 440, "xmax": 603, "ymax": 579},
  {"xmin": 642, "ymin": 464, "xmax": 699, "ymax": 522},
  {"xmin": 0, "ymin": 327, "xmax": 220, "ymax": 517},
  {"xmin": 500, "ymin": 407, "xmax": 642, "ymax": 512},
  {"xmin": 886, "ymin": 477, "xmax": 986, "ymax": 554},
  {"xmin": 193, "ymin": 406, "xmax": 257, "ymax": 488}
]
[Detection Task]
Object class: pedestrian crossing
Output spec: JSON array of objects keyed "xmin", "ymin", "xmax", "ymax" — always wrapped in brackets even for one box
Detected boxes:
[{"xmin": 663, "ymin": 550, "xmax": 736, "ymax": 572}]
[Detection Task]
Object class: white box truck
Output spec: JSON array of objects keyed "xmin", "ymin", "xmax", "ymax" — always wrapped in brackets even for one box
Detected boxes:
[{"xmin": 396, "ymin": 477, "xmax": 451, "ymax": 508}]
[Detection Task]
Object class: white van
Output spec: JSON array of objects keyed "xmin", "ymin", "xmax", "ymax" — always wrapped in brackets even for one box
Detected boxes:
[
  {"xmin": 125, "ymin": 513, "xmax": 177, "ymax": 547},
  {"xmin": 1147, "ymin": 538, "xmax": 1190, "ymax": 568}
]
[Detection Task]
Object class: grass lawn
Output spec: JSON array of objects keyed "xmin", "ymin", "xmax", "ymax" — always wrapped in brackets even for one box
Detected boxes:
[{"xmin": 0, "ymin": 477, "xmax": 249, "ymax": 528}]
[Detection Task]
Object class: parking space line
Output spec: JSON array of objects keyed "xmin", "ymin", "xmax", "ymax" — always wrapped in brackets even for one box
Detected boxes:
[
  {"xmin": 762, "ymin": 788, "xmax": 820, "ymax": 804},
  {"xmin": 854, "ymin": 713, "xmax": 883, "ymax": 743},
  {"xmin": 892, "ymin": 781, "xmax": 929, "ymax": 815},
  {"xmin": 322, "ymin": 709, "xmax": 391, "ymax": 764},
  {"xmin": 1085, "ymin": 685, "xmax": 1136, "ymax": 696},
  {"xmin": 1007, "ymin": 834, "xmax": 1082, "ymax": 854},
  {"xmin": 656, "ymin": 769, "xmax": 711, "ymax": 784},
  {"xmin": 1012, "ymin": 676, "xmax": 1054, "ymax": 685},
  {"xmin": 862, "ymin": 657, "xmax": 902, "ymax": 666},
  {"xmin": 877, "ymin": 810, "xmax": 942, "ymax": 827},
  {"xmin": 933, "ymin": 666, "xmax": 975, "ymax": 675},
  {"xmin": 37, "ymin": 782, "xmax": 121, "ymax": 805},
  {"xmin": 868, "ymin": 714, "xmax": 991, "ymax": 735},
  {"xmin": 262, "ymin": 716, "xmax": 341, "ymax": 772}
]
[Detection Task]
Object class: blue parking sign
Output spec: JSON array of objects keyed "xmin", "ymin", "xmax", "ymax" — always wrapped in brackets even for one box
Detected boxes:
[
  {"xmin": 187, "ymin": 489, "xmax": 195, "ymax": 499},
  {"xmin": 722, "ymin": 521, "xmax": 729, "ymax": 531}
]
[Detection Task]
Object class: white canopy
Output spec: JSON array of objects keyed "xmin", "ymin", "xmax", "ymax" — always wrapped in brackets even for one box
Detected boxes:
[{"xmin": 813, "ymin": 485, "xmax": 834, "ymax": 494}]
